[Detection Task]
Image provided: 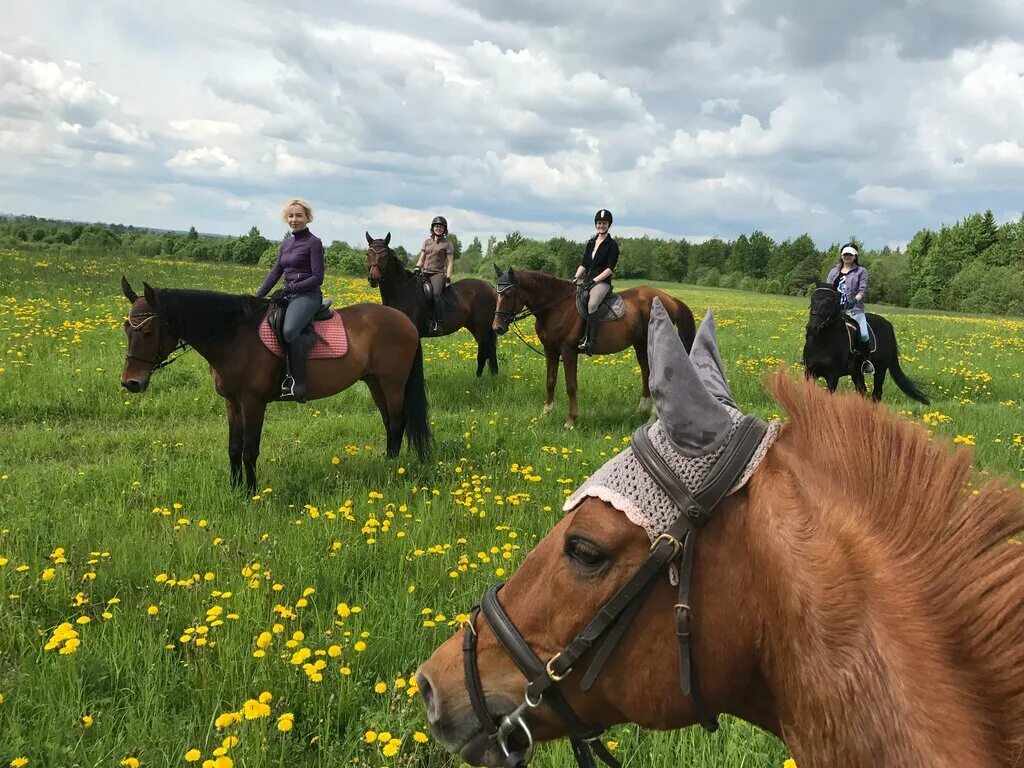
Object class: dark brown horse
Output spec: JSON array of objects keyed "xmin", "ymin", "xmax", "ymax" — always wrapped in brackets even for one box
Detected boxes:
[
  {"xmin": 119, "ymin": 277, "xmax": 431, "ymax": 492},
  {"xmin": 365, "ymin": 232, "xmax": 499, "ymax": 377},
  {"xmin": 417, "ymin": 368, "xmax": 1024, "ymax": 767},
  {"xmin": 492, "ymin": 267, "xmax": 696, "ymax": 428}
]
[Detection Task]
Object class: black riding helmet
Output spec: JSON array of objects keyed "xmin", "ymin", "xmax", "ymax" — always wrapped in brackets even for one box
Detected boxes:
[
  {"xmin": 594, "ymin": 209, "xmax": 613, "ymax": 225},
  {"xmin": 431, "ymin": 216, "xmax": 448, "ymax": 236}
]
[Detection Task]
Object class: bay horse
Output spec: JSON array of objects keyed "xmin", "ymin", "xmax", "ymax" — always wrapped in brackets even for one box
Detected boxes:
[
  {"xmin": 803, "ymin": 282, "xmax": 928, "ymax": 403},
  {"xmin": 119, "ymin": 277, "xmax": 431, "ymax": 493},
  {"xmin": 492, "ymin": 266, "xmax": 696, "ymax": 428},
  {"xmin": 365, "ymin": 232, "xmax": 499, "ymax": 377},
  {"xmin": 417, "ymin": 365, "xmax": 1024, "ymax": 767}
]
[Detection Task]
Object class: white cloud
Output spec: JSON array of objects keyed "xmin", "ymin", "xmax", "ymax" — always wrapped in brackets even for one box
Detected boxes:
[
  {"xmin": 1, "ymin": 3, "xmax": 1023, "ymax": 249},
  {"xmin": 851, "ymin": 185, "xmax": 931, "ymax": 210},
  {"xmin": 165, "ymin": 146, "xmax": 239, "ymax": 174}
]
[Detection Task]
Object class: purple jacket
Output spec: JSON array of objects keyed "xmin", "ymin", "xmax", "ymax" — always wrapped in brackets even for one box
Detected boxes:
[
  {"xmin": 255, "ymin": 228, "xmax": 324, "ymax": 297},
  {"xmin": 826, "ymin": 264, "xmax": 868, "ymax": 313}
]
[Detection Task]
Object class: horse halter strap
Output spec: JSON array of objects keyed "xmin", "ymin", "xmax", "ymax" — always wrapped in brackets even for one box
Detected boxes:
[
  {"xmin": 462, "ymin": 414, "xmax": 769, "ymax": 767},
  {"xmin": 124, "ymin": 312, "xmax": 189, "ymax": 370}
]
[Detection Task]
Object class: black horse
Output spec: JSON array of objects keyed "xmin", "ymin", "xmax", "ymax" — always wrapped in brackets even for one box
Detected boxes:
[
  {"xmin": 365, "ymin": 232, "xmax": 499, "ymax": 377},
  {"xmin": 803, "ymin": 283, "xmax": 929, "ymax": 404}
]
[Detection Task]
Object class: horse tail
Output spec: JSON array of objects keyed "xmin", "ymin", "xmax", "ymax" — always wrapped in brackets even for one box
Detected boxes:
[
  {"xmin": 403, "ymin": 343, "xmax": 434, "ymax": 460},
  {"xmin": 675, "ymin": 299, "xmax": 696, "ymax": 353},
  {"xmin": 888, "ymin": 339, "xmax": 930, "ymax": 405}
]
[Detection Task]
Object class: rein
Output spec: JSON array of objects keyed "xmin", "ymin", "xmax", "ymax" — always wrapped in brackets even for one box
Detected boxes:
[
  {"xmin": 495, "ymin": 279, "xmax": 583, "ymax": 359},
  {"xmin": 124, "ymin": 301, "xmax": 265, "ymax": 372},
  {"xmin": 462, "ymin": 415, "xmax": 770, "ymax": 767}
]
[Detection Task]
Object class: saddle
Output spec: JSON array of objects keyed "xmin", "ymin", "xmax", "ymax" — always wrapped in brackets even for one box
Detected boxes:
[
  {"xmin": 259, "ymin": 299, "xmax": 349, "ymax": 359},
  {"xmin": 576, "ymin": 287, "xmax": 626, "ymax": 322},
  {"xmin": 842, "ymin": 316, "xmax": 876, "ymax": 355},
  {"xmin": 420, "ymin": 277, "xmax": 457, "ymax": 309}
]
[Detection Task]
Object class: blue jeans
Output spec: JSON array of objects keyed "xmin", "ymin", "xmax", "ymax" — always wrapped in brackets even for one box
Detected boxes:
[
  {"xmin": 846, "ymin": 311, "xmax": 869, "ymax": 342},
  {"xmin": 282, "ymin": 291, "xmax": 321, "ymax": 343}
]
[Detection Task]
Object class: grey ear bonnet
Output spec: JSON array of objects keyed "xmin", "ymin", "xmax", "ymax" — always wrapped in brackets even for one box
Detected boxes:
[
  {"xmin": 646, "ymin": 298, "xmax": 736, "ymax": 457},
  {"xmin": 564, "ymin": 297, "xmax": 781, "ymax": 549}
]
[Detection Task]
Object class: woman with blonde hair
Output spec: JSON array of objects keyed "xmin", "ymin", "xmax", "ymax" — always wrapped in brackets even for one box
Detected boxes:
[{"xmin": 254, "ymin": 198, "xmax": 325, "ymax": 401}]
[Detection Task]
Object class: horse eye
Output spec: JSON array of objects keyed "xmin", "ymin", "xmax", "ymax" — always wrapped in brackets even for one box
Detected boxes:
[{"xmin": 565, "ymin": 537, "xmax": 607, "ymax": 569}]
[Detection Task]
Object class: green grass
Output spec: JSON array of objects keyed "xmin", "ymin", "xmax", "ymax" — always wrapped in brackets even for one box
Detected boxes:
[{"xmin": 0, "ymin": 249, "xmax": 1022, "ymax": 767}]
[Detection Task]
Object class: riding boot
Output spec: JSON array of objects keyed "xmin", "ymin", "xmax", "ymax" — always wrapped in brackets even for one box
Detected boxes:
[
  {"xmin": 578, "ymin": 313, "xmax": 600, "ymax": 355},
  {"xmin": 432, "ymin": 296, "xmax": 445, "ymax": 335},
  {"xmin": 857, "ymin": 337, "xmax": 874, "ymax": 375},
  {"xmin": 282, "ymin": 333, "xmax": 314, "ymax": 402}
]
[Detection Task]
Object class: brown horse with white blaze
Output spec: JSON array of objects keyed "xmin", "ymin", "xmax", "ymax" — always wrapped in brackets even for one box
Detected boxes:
[
  {"xmin": 119, "ymin": 278, "xmax": 431, "ymax": 493},
  {"xmin": 418, "ymin": 298, "xmax": 1024, "ymax": 768},
  {"xmin": 492, "ymin": 267, "xmax": 696, "ymax": 428}
]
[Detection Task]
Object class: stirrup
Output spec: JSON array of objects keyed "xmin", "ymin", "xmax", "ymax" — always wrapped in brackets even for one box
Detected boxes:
[
  {"xmin": 861, "ymin": 359, "xmax": 875, "ymax": 375},
  {"xmin": 280, "ymin": 375, "xmax": 297, "ymax": 400}
]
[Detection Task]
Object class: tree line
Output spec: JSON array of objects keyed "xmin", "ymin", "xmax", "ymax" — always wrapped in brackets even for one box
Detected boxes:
[{"xmin": 2, "ymin": 210, "xmax": 1021, "ymax": 315}]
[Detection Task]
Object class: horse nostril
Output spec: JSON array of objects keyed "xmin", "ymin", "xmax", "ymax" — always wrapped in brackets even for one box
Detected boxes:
[
  {"xmin": 416, "ymin": 672, "xmax": 437, "ymax": 723},
  {"xmin": 123, "ymin": 379, "xmax": 142, "ymax": 393}
]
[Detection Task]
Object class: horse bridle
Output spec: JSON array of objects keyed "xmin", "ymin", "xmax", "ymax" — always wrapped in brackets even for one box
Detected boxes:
[
  {"xmin": 809, "ymin": 285, "xmax": 842, "ymax": 332},
  {"xmin": 124, "ymin": 311, "xmax": 189, "ymax": 370},
  {"xmin": 462, "ymin": 415, "xmax": 770, "ymax": 768},
  {"xmin": 367, "ymin": 243, "xmax": 420, "ymax": 289},
  {"xmin": 494, "ymin": 275, "xmax": 583, "ymax": 325}
]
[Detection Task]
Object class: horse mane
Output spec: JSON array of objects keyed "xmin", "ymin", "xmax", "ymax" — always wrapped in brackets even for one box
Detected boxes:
[
  {"xmin": 153, "ymin": 288, "xmax": 268, "ymax": 344},
  {"xmin": 514, "ymin": 269, "xmax": 571, "ymax": 293},
  {"xmin": 767, "ymin": 371, "xmax": 1024, "ymax": 755}
]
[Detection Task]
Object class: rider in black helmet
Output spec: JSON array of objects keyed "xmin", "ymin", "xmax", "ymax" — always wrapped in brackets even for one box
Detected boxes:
[
  {"xmin": 414, "ymin": 216, "xmax": 454, "ymax": 334},
  {"xmin": 572, "ymin": 209, "xmax": 619, "ymax": 354}
]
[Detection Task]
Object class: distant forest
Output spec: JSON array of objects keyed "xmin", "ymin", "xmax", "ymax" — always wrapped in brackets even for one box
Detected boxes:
[{"xmin": 2, "ymin": 210, "xmax": 1022, "ymax": 316}]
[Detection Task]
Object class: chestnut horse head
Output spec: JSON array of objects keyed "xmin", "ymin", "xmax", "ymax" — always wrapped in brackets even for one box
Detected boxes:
[
  {"xmin": 418, "ymin": 303, "xmax": 1024, "ymax": 767},
  {"xmin": 492, "ymin": 265, "xmax": 526, "ymax": 336}
]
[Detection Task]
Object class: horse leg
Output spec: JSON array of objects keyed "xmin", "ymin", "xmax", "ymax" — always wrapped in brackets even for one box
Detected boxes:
[
  {"xmin": 871, "ymin": 364, "xmax": 887, "ymax": 402},
  {"xmin": 634, "ymin": 342, "xmax": 652, "ymax": 414},
  {"xmin": 227, "ymin": 399, "xmax": 243, "ymax": 488},
  {"xmin": 563, "ymin": 349, "xmax": 579, "ymax": 429},
  {"xmin": 543, "ymin": 348, "xmax": 560, "ymax": 414},
  {"xmin": 240, "ymin": 399, "xmax": 268, "ymax": 494},
  {"xmin": 825, "ymin": 375, "xmax": 840, "ymax": 393},
  {"xmin": 365, "ymin": 375, "xmax": 403, "ymax": 458},
  {"xmin": 471, "ymin": 326, "xmax": 491, "ymax": 378},
  {"xmin": 852, "ymin": 370, "xmax": 867, "ymax": 397}
]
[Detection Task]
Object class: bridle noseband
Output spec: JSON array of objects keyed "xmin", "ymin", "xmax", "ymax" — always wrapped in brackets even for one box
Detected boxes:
[
  {"xmin": 124, "ymin": 311, "xmax": 189, "ymax": 370},
  {"xmin": 809, "ymin": 285, "xmax": 841, "ymax": 333},
  {"xmin": 462, "ymin": 415, "xmax": 769, "ymax": 767}
]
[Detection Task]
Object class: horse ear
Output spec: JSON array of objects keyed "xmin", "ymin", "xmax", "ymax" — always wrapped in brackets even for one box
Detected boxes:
[
  {"xmin": 689, "ymin": 309, "xmax": 737, "ymax": 409},
  {"xmin": 143, "ymin": 281, "xmax": 158, "ymax": 308},
  {"xmin": 647, "ymin": 298, "xmax": 734, "ymax": 456},
  {"xmin": 493, "ymin": 263, "xmax": 502, "ymax": 279},
  {"xmin": 365, "ymin": 231, "xmax": 373, "ymax": 245},
  {"xmin": 121, "ymin": 275, "xmax": 139, "ymax": 303},
  {"xmin": 384, "ymin": 232, "xmax": 391, "ymax": 245}
]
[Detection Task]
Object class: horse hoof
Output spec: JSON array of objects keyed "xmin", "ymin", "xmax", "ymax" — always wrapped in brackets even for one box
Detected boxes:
[
  {"xmin": 543, "ymin": 403, "xmax": 553, "ymax": 415},
  {"xmin": 564, "ymin": 420, "xmax": 575, "ymax": 430}
]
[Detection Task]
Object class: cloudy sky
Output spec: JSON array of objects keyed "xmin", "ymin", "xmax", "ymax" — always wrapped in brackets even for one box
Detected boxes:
[{"xmin": 3, "ymin": 0, "xmax": 1024, "ymax": 251}]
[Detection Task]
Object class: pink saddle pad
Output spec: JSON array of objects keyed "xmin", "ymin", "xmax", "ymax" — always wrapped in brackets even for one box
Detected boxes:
[{"xmin": 259, "ymin": 310, "xmax": 349, "ymax": 359}]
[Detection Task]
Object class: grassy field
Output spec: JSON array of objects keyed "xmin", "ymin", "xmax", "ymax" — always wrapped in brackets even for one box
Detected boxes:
[{"xmin": 1, "ymin": 248, "xmax": 1022, "ymax": 768}]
